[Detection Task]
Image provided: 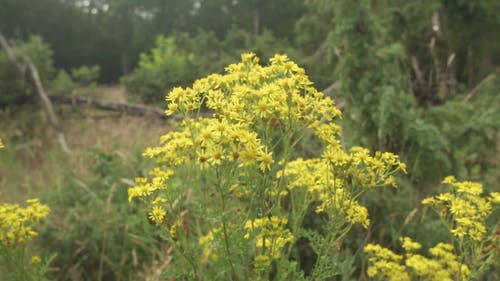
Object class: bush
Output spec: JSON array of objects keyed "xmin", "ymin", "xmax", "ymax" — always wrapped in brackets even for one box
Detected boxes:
[
  {"xmin": 122, "ymin": 31, "xmax": 300, "ymax": 105},
  {"xmin": 49, "ymin": 69, "xmax": 76, "ymax": 96},
  {"xmin": 49, "ymin": 65, "xmax": 101, "ymax": 96},
  {"xmin": 121, "ymin": 35, "xmax": 195, "ymax": 104},
  {"xmin": 70, "ymin": 65, "xmax": 100, "ymax": 87}
]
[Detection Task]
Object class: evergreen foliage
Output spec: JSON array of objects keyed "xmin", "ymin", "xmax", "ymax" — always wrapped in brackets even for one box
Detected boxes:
[
  {"xmin": 0, "ymin": 35, "xmax": 55, "ymax": 106},
  {"xmin": 298, "ymin": 0, "xmax": 499, "ymax": 187}
]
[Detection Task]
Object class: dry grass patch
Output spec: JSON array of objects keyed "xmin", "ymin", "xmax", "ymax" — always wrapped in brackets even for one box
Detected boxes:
[{"xmin": 0, "ymin": 105, "xmax": 170, "ymax": 202}]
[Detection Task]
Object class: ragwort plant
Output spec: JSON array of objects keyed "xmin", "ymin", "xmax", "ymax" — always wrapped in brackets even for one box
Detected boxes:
[
  {"xmin": 364, "ymin": 177, "xmax": 499, "ymax": 281},
  {"xmin": 129, "ymin": 53, "xmax": 406, "ymax": 280},
  {"xmin": 0, "ymin": 137, "xmax": 52, "ymax": 281}
]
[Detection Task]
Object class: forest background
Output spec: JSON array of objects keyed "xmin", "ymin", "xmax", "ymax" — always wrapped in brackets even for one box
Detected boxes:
[{"xmin": 0, "ymin": 0, "xmax": 498, "ymax": 280}]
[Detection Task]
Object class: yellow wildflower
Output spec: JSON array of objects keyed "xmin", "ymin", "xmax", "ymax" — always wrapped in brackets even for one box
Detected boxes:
[
  {"xmin": 400, "ymin": 236, "xmax": 422, "ymax": 252},
  {"xmin": 364, "ymin": 243, "xmax": 410, "ymax": 281},
  {"xmin": 0, "ymin": 198, "xmax": 50, "ymax": 247},
  {"xmin": 148, "ymin": 206, "xmax": 166, "ymax": 225},
  {"xmin": 199, "ymin": 226, "xmax": 221, "ymax": 263},
  {"xmin": 365, "ymin": 240, "xmax": 469, "ymax": 281},
  {"xmin": 442, "ymin": 175, "xmax": 456, "ymax": 184},
  {"xmin": 490, "ymin": 192, "xmax": 500, "ymax": 204},
  {"xmin": 422, "ymin": 177, "xmax": 495, "ymax": 242},
  {"xmin": 30, "ymin": 255, "xmax": 42, "ymax": 265},
  {"xmin": 244, "ymin": 216, "xmax": 293, "ymax": 259},
  {"xmin": 257, "ymin": 149, "xmax": 274, "ymax": 172}
]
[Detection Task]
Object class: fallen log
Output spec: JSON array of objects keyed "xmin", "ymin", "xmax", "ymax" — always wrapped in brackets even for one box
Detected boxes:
[{"xmin": 49, "ymin": 95, "xmax": 170, "ymax": 120}]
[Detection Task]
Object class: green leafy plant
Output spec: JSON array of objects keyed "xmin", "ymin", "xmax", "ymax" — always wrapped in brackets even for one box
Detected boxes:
[{"xmin": 37, "ymin": 150, "xmax": 163, "ymax": 281}]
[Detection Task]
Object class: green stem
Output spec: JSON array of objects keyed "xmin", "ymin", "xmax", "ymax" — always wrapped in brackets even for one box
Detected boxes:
[
  {"xmin": 165, "ymin": 234, "xmax": 199, "ymax": 277},
  {"xmin": 216, "ymin": 167, "xmax": 239, "ymax": 281}
]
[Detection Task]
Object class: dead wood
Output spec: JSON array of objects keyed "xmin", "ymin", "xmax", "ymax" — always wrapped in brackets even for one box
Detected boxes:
[
  {"xmin": 49, "ymin": 95, "xmax": 171, "ymax": 120},
  {"xmin": 0, "ymin": 31, "xmax": 71, "ymax": 154},
  {"xmin": 463, "ymin": 69, "xmax": 498, "ymax": 102}
]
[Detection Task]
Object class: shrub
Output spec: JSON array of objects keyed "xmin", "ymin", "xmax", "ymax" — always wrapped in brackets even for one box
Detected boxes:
[
  {"xmin": 122, "ymin": 31, "xmax": 300, "ymax": 105},
  {"xmin": 49, "ymin": 65, "xmax": 101, "ymax": 96},
  {"xmin": 121, "ymin": 35, "xmax": 194, "ymax": 104},
  {"xmin": 49, "ymin": 69, "xmax": 76, "ymax": 96},
  {"xmin": 70, "ymin": 65, "xmax": 100, "ymax": 87}
]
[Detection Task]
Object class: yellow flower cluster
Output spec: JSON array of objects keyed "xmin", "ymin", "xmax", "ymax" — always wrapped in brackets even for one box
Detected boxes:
[
  {"xmin": 279, "ymin": 146, "xmax": 405, "ymax": 228},
  {"xmin": 128, "ymin": 168, "xmax": 174, "ymax": 203},
  {"xmin": 244, "ymin": 216, "xmax": 294, "ymax": 268},
  {"xmin": 198, "ymin": 226, "xmax": 222, "ymax": 264},
  {"xmin": 0, "ymin": 137, "xmax": 4, "ymax": 149},
  {"xmin": 147, "ymin": 53, "xmax": 342, "ymax": 176},
  {"xmin": 146, "ymin": 117, "xmax": 272, "ymax": 171},
  {"xmin": 30, "ymin": 255, "xmax": 42, "ymax": 264},
  {"xmin": 148, "ymin": 205, "xmax": 167, "ymax": 226},
  {"xmin": 166, "ymin": 53, "xmax": 341, "ymax": 129},
  {"xmin": 0, "ymin": 199, "xmax": 50, "ymax": 246},
  {"xmin": 364, "ymin": 243, "xmax": 410, "ymax": 281},
  {"xmin": 365, "ymin": 237, "xmax": 469, "ymax": 281},
  {"xmin": 422, "ymin": 176, "xmax": 497, "ymax": 241},
  {"xmin": 129, "ymin": 53, "xmax": 346, "ymax": 223},
  {"xmin": 365, "ymin": 176, "xmax": 498, "ymax": 280}
]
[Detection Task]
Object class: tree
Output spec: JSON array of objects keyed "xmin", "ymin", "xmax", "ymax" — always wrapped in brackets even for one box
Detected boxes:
[{"xmin": 298, "ymin": 0, "xmax": 499, "ymax": 186}]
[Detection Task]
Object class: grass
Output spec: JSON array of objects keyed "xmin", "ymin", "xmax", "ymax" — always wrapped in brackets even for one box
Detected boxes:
[{"xmin": 0, "ymin": 86, "xmax": 168, "ymax": 202}]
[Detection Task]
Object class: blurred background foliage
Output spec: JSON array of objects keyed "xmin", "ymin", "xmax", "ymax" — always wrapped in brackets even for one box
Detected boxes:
[{"xmin": 0, "ymin": 0, "xmax": 498, "ymax": 280}]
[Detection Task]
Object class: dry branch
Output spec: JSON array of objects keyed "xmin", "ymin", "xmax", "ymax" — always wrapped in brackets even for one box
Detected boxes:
[
  {"xmin": 321, "ymin": 81, "xmax": 345, "ymax": 110},
  {"xmin": 0, "ymin": 31, "xmax": 71, "ymax": 154},
  {"xmin": 463, "ymin": 69, "xmax": 499, "ymax": 102},
  {"xmin": 411, "ymin": 55, "xmax": 424, "ymax": 86},
  {"xmin": 321, "ymin": 81, "xmax": 339, "ymax": 95}
]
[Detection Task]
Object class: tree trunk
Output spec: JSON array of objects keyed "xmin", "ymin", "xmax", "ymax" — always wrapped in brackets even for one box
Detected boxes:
[{"xmin": 253, "ymin": 0, "xmax": 260, "ymax": 36}]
